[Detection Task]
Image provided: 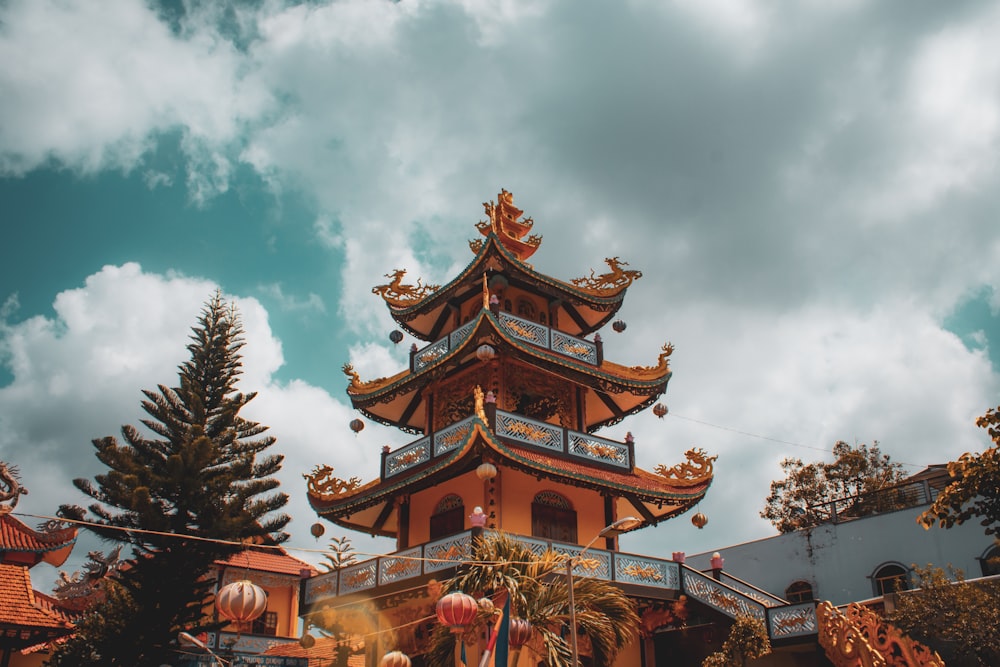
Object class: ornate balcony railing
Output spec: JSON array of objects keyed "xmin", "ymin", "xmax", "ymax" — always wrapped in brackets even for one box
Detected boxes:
[
  {"xmin": 380, "ymin": 411, "xmax": 633, "ymax": 480},
  {"xmin": 411, "ymin": 310, "xmax": 599, "ymax": 372},
  {"xmin": 302, "ymin": 529, "xmax": 818, "ymax": 642}
]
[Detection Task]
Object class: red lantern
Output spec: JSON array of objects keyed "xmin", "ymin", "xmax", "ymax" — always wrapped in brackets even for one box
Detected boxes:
[
  {"xmin": 350, "ymin": 419, "xmax": 365, "ymax": 434},
  {"xmin": 380, "ymin": 650, "xmax": 411, "ymax": 667},
  {"xmin": 691, "ymin": 512, "xmax": 708, "ymax": 529},
  {"xmin": 653, "ymin": 403, "xmax": 668, "ymax": 419},
  {"xmin": 216, "ymin": 580, "xmax": 267, "ymax": 624},
  {"xmin": 299, "ymin": 634, "xmax": 316, "ymax": 649},
  {"xmin": 389, "ymin": 330, "xmax": 404, "ymax": 345},
  {"xmin": 310, "ymin": 522, "xmax": 325, "ymax": 539},
  {"xmin": 435, "ymin": 591, "xmax": 478, "ymax": 632},
  {"xmin": 509, "ymin": 618, "xmax": 533, "ymax": 648},
  {"xmin": 612, "ymin": 320, "xmax": 627, "ymax": 333}
]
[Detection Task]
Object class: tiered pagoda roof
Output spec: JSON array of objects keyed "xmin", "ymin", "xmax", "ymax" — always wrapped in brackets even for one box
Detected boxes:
[{"xmin": 308, "ymin": 190, "xmax": 714, "ymax": 538}]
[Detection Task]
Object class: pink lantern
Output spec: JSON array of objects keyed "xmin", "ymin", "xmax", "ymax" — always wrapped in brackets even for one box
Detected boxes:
[
  {"xmin": 435, "ymin": 591, "xmax": 478, "ymax": 632},
  {"xmin": 509, "ymin": 618, "xmax": 533, "ymax": 648},
  {"xmin": 216, "ymin": 579, "xmax": 267, "ymax": 624}
]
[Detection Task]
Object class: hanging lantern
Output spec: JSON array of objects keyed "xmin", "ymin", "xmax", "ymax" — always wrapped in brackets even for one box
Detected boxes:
[
  {"xmin": 435, "ymin": 591, "xmax": 478, "ymax": 632},
  {"xmin": 476, "ymin": 344, "xmax": 496, "ymax": 361},
  {"xmin": 691, "ymin": 512, "xmax": 708, "ymax": 529},
  {"xmin": 476, "ymin": 462, "xmax": 497, "ymax": 481},
  {"xmin": 216, "ymin": 580, "xmax": 268, "ymax": 624},
  {"xmin": 310, "ymin": 523, "xmax": 325, "ymax": 539},
  {"xmin": 612, "ymin": 320, "xmax": 627, "ymax": 333},
  {"xmin": 653, "ymin": 403, "xmax": 668, "ymax": 419},
  {"xmin": 299, "ymin": 634, "xmax": 316, "ymax": 649},
  {"xmin": 389, "ymin": 330, "xmax": 404, "ymax": 345},
  {"xmin": 508, "ymin": 618, "xmax": 533, "ymax": 649},
  {"xmin": 380, "ymin": 651, "xmax": 412, "ymax": 667},
  {"xmin": 350, "ymin": 419, "xmax": 365, "ymax": 434}
]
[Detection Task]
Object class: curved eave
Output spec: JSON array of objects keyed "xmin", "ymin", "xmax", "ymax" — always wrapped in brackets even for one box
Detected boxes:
[
  {"xmin": 383, "ymin": 233, "xmax": 631, "ymax": 339},
  {"xmin": 308, "ymin": 419, "xmax": 494, "ymax": 536},
  {"xmin": 308, "ymin": 420, "xmax": 711, "ymax": 536},
  {"xmin": 346, "ymin": 311, "xmax": 671, "ymax": 432}
]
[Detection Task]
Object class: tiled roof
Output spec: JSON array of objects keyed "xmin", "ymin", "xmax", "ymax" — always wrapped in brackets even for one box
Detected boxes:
[
  {"xmin": 264, "ymin": 636, "xmax": 366, "ymax": 667},
  {"xmin": 0, "ymin": 513, "xmax": 78, "ymax": 556},
  {"xmin": 215, "ymin": 547, "xmax": 317, "ymax": 577},
  {"xmin": 0, "ymin": 563, "xmax": 73, "ymax": 630}
]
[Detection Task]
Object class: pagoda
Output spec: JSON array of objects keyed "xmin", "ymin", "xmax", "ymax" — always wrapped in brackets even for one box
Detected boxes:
[{"xmin": 303, "ymin": 190, "xmax": 730, "ymax": 664}]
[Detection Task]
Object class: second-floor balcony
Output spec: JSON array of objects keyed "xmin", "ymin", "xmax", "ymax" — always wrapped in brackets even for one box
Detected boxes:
[
  {"xmin": 381, "ymin": 409, "xmax": 634, "ymax": 480},
  {"xmin": 410, "ymin": 310, "xmax": 601, "ymax": 373}
]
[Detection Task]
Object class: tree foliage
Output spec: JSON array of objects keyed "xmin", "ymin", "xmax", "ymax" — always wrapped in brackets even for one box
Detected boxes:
[
  {"xmin": 888, "ymin": 564, "xmax": 1000, "ymax": 667},
  {"xmin": 761, "ymin": 440, "xmax": 906, "ymax": 533},
  {"xmin": 423, "ymin": 531, "xmax": 639, "ymax": 667},
  {"xmin": 919, "ymin": 405, "xmax": 1000, "ymax": 536},
  {"xmin": 702, "ymin": 615, "xmax": 772, "ymax": 667},
  {"xmin": 50, "ymin": 294, "xmax": 290, "ymax": 667}
]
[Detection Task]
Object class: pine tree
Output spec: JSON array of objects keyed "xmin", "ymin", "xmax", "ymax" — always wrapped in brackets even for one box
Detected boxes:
[{"xmin": 51, "ymin": 293, "xmax": 290, "ymax": 667}]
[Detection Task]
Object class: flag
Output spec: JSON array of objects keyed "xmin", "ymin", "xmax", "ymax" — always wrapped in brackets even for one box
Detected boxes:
[{"xmin": 494, "ymin": 595, "xmax": 511, "ymax": 667}]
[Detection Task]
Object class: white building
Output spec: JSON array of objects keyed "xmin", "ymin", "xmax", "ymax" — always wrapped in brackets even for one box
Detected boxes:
[{"xmin": 686, "ymin": 466, "xmax": 999, "ymax": 606}]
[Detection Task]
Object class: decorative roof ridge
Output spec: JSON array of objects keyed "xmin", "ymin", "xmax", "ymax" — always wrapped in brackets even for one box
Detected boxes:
[
  {"xmin": 0, "ymin": 512, "xmax": 79, "ymax": 552},
  {"xmin": 306, "ymin": 414, "xmax": 492, "ymax": 512}
]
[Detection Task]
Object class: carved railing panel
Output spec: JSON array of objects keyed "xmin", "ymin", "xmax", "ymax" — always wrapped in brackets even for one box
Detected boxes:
[
  {"xmin": 413, "ymin": 337, "xmax": 451, "ymax": 372},
  {"xmin": 379, "ymin": 547, "xmax": 423, "ymax": 586},
  {"xmin": 495, "ymin": 412, "xmax": 563, "ymax": 451},
  {"xmin": 304, "ymin": 570, "xmax": 338, "ymax": 606},
  {"xmin": 568, "ymin": 432, "xmax": 630, "ymax": 468},
  {"xmin": 681, "ymin": 567, "xmax": 767, "ymax": 622},
  {"xmin": 768, "ymin": 602, "xmax": 818, "ymax": 639},
  {"xmin": 550, "ymin": 329, "xmax": 598, "ymax": 364},
  {"xmin": 339, "ymin": 560, "xmax": 378, "ymax": 596},
  {"xmin": 550, "ymin": 542, "xmax": 613, "ymax": 580},
  {"xmin": 498, "ymin": 311, "xmax": 550, "ymax": 348},
  {"xmin": 614, "ymin": 553, "xmax": 680, "ymax": 589},
  {"xmin": 424, "ymin": 532, "xmax": 472, "ymax": 573},
  {"xmin": 433, "ymin": 417, "xmax": 475, "ymax": 456},
  {"xmin": 449, "ymin": 320, "xmax": 476, "ymax": 348},
  {"xmin": 384, "ymin": 437, "xmax": 431, "ymax": 478}
]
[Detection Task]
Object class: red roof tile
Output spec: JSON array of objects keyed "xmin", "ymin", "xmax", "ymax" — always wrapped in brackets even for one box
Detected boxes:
[
  {"xmin": 264, "ymin": 636, "xmax": 366, "ymax": 667},
  {"xmin": 215, "ymin": 547, "xmax": 317, "ymax": 577},
  {"xmin": 0, "ymin": 563, "xmax": 73, "ymax": 630},
  {"xmin": 0, "ymin": 514, "xmax": 78, "ymax": 561}
]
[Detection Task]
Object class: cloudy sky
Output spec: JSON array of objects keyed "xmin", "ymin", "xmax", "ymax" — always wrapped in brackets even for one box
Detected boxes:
[{"xmin": 2, "ymin": 0, "xmax": 999, "ymax": 590}]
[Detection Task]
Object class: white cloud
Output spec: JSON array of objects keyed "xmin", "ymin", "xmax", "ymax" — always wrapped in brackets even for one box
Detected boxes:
[
  {"xmin": 0, "ymin": 0, "xmax": 273, "ymax": 189},
  {"xmin": 0, "ymin": 264, "xmax": 377, "ymax": 583}
]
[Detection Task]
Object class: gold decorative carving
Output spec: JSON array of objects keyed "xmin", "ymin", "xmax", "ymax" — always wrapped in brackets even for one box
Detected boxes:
[
  {"xmin": 817, "ymin": 602, "xmax": 944, "ymax": 667},
  {"xmin": 504, "ymin": 367, "xmax": 575, "ymax": 427},
  {"xmin": 504, "ymin": 419, "xmax": 551, "ymax": 443},
  {"xmin": 571, "ymin": 257, "xmax": 643, "ymax": 294},
  {"xmin": 847, "ymin": 603, "xmax": 944, "ymax": 667},
  {"xmin": 817, "ymin": 602, "xmax": 887, "ymax": 667},
  {"xmin": 434, "ymin": 368, "xmax": 491, "ymax": 428},
  {"xmin": 473, "ymin": 189, "xmax": 542, "ymax": 261},
  {"xmin": 577, "ymin": 441, "xmax": 621, "ymax": 460},
  {"xmin": 470, "ymin": 239, "xmax": 484, "ymax": 254},
  {"xmin": 342, "ymin": 568, "xmax": 374, "ymax": 589},
  {"xmin": 304, "ymin": 465, "xmax": 363, "ymax": 500},
  {"xmin": 372, "ymin": 269, "xmax": 440, "ymax": 306},
  {"xmin": 622, "ymin": 563, "xmax": 663, "ymax": 582},
  {"xmin": 773, "ymin": 608, "xmax": 815, "ymax": 634},
  {"xmin": 503, "ymin": 318, "xmax": 537, "ymax": 339},
  {"xmin": 427, "ymin": 544, "xmax": 465, "ymax": 562},
  {"xmin": 654, "ymin": 448, "xmax": 717, "ymax": 487},
  {"xmin": 0, "ymin": 461, "xmax": 28, "ymax": 513},
  {"xmin": 474, "ymin": 385, "xmax": 487, "ymax": 423}
]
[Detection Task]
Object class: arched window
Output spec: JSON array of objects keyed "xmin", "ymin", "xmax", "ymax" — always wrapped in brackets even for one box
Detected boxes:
[
  {"xmin": 430, "ymin": 494, "xmax": 465, "ymax": 540},
  {"xmin": 785, "ymin": 580, "xmax": 814, "ymax": 603},
  {"xmin": 531, "ymin": 491, "xmax": 577, "ymax": 544},
  {"xmin": 980, "ymin": 544, "xmax": 1000, "ymax": 577},
  {"xmin": 872, "ymin": 563, "xmax": 909, "ymax": 596}
]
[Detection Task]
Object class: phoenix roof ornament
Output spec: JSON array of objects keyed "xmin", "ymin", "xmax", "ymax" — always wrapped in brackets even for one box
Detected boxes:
[
  {"xmin": 372, "ymin": 269, "xmax": 441, "ymax": 307},
  {"xmin": 571, "ymin": 257, "xmax": 643, "ymax": 294}
]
